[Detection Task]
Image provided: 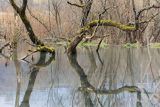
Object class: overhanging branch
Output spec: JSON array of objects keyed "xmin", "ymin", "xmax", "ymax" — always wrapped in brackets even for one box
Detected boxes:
[{"xmin": 79, "ymin": 20, "xmax": 136, "ymax": 34}]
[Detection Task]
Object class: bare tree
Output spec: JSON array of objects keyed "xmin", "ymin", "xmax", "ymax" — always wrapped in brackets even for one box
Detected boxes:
[{"xmin": 9, "ymin": 0, "xmax": 55, "ymax": 54}]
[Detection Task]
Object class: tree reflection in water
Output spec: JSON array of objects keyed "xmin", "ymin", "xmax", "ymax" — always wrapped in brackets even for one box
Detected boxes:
[
  {"xmin": 14, "ymin": 52, "xmax": 55, "ymax": 107},
  {"xmin": 67, "ymin": 49, "xmax": 142, "ymax": 107},
  {"xmin": 10, "ymin": 47, "xmax": 158, "ymax": 107}
]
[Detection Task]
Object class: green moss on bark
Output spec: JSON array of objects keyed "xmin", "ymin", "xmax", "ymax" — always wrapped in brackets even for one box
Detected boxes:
[
  {"xmin": 79, "ymin": 19, "xmax": 136, "ymax": 33},
  {"xmin": 36, "ymin": 46, "xmax": 55, "ymax": 54}
]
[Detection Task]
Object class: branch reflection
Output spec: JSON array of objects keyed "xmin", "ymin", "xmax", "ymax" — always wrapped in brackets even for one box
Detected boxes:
[
  {"xmin": 19, "ymin": 52, "xmax": 55, "ymax": 107},
  {"xmin": 68, "ymin": 52, "xmax": 142, "ymax": 107}
]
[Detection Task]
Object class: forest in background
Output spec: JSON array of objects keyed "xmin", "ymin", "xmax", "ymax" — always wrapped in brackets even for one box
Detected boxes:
[{"xmin": 0, "ymin": 0, "xmax": 160, "ymax": 55}]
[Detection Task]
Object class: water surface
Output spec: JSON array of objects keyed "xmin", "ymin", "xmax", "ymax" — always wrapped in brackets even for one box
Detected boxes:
[{"xmin": 0, "ymin": 46, "xmax": 160, "ymax": 107}]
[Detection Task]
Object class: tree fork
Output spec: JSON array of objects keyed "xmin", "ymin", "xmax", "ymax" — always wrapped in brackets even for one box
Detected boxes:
[{"xmin": 67, "ymin": 0, "xmax": 93, "ymax": 55}]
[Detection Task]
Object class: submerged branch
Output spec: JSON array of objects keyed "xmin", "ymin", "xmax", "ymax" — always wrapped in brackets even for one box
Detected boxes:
[{"xmin": 78, "ymin": 85, "xmax": 140, "ymax": 95}]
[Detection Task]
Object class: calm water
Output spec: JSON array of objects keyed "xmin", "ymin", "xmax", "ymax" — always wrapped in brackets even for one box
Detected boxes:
[{"xmin": 0, "ymin": 46, "xmax": 160, "ymax": 107}]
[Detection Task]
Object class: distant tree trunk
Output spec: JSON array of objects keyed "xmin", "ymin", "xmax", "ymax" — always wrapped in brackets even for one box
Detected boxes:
[
  {"xmin": 81, "ymin": 0, "xmax": 93, "ymax": 27},
  {"xmin": 51, "ymin": 0, "xmax": 62, "ymax": 37}
]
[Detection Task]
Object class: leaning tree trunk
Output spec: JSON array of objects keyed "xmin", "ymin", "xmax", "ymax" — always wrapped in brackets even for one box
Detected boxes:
[
  {"xmin": 9, "ymin": 0, "xmax": 55, "ymax": 54},
  {"xmin": 9, "ymin": 0, "xmax": 44, "ymax": 46},
  {"xmin": 67, "ymin": 0, "xmax": 93, "ymax": 55}
]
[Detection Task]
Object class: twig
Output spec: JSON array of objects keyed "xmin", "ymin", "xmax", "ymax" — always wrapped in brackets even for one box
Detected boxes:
[
  {"xmin": 86, "ymin": 7, "xmax": 108, "ymax": 40},
  {"xmin": 137, "ymin": 5, "xmax": 160, "ymax": 19},
  {"xmin": 139, "ymin": 12, "xmax": 159, "ymax": 24},
  {"xmin": 21, "ymin": 50, "xmax": 37, "ymax": 61},
  {"xmin": 96, "ymin": 37, "xmax": 104, "ymax": 52},
  {"xmin": 0, "ymin": 42, "xmax": 10, "ymax": 53},
  {"xmin": 67, "ymin": 1, "xmax": 84, "ymax": 8},
  {"xmin": 27, "ymin": 5, "xmax": 51, "ymax": 33}
]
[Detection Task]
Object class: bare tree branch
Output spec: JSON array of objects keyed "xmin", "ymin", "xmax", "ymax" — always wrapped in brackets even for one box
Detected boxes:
[
  {"xmin": 0, "ymin": 42, "xmax": 10, "ymax": 53},
  {"xmin": 21, "ymin": 0, "xmax": 27, "ymax": 14},
  {"xmin": 27, "ymin": 5, "xmax": 50, "ymax": 33},
  {"xmin": 139, "ymin": 12, "xmax": 159, "ymax": 24},
  {"xmin": 137, "ymin": 5, "xmax": 160, "ymax": 19},
  {"xmin": 67, "ymin": 1, "xmax": 84, "ymax": 8},
  {"xmin": 9, "ymin": 0, "xmax": 21, "ymax": 13}
]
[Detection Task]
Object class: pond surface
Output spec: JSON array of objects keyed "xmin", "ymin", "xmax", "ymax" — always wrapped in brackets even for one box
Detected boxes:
[{"xmin": 0, "ymin": 46, "xmax": 160, "ymax": 107}]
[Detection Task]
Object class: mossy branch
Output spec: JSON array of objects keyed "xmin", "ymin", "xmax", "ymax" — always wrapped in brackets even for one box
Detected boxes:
[
  {"xmin": 79, "ymin": 20, "xmax": 137, "ymax": 34},
  {"xmin": 21, "ymin": 46, "xmax": 55, "ymax": 62},
  {"xmin": 36, "ymin": 46, "xmax": 55, "ymax": 54}
]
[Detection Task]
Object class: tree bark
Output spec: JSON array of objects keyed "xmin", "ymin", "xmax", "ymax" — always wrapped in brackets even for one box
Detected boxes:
[{"xmin": 67, "ymin": 0, "xmax": 93, "ymax": 55}]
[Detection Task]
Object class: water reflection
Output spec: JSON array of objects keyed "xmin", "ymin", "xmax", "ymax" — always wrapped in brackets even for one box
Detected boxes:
[
  {"xmin": 1, "ymin": 47, "xmax": 160, "ymax": 107},
  {"xmin": 20, "ymin": 52, "xmax": 55, "ymax": 107},
  {"xmin": 67, "ymin": 49, "xmax": 142, "ymax": 107}
]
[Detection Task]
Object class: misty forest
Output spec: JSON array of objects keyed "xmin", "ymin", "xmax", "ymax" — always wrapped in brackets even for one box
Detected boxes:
[{"xmin": 1, "ymin": 0, "xmax": 160, "ymax": 107}]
